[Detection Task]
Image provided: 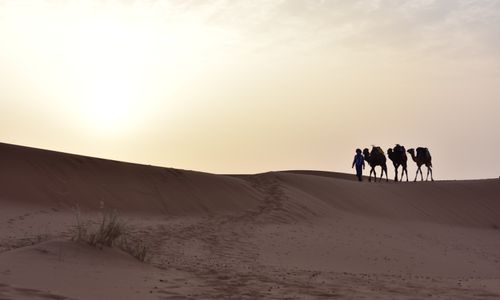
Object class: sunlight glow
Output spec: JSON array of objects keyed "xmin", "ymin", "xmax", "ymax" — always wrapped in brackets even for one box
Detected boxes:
[
  {"xmin": 1, "ymin": 2, "xmax": 232, "ymax": 134},
  {"xmin": 70, "ymin": 18, "xmax": 151, "ymax": 133}
]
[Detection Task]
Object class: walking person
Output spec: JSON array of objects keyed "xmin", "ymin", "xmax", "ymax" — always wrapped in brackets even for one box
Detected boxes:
[{"xmin": 352, "ymin": 148, "xmax": 365, "ymax": 181}]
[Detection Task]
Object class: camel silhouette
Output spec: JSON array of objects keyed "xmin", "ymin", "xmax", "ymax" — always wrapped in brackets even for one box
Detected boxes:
[
  {"xmin": 387, "ymin": 144, "xmax": 408, "ymax": 182},
  {"xmin": 363, "ymin": 146, "xmax": 388, "ymax": 182},
  {"xmin": 407, "ymin": 147, "xmax": 434, "ymax": 181}
]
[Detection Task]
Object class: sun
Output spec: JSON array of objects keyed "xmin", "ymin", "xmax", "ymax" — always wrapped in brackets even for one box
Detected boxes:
[
  {"xmin": 80, "ymin": 88, "xmax": 136, "ymax": 134},
  {"xmin": 68, "ymin": 18, "xmax": 155, "ymax": 134},
  {"xmin": 74, "ymin": 71, "xmax": 141, "ymax": 135},
  {"xmin": 3, "ymin": 2, "xmax": 229, "ymax": 135}
]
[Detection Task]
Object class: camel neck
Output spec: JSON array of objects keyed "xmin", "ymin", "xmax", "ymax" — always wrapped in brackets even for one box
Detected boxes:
[{"xmin": 409, "ymin": 152, "xmax": 417, "ymax": 162}]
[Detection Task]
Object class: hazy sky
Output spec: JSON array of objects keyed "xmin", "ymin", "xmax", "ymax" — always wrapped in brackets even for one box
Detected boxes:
[{"xmin": 1, "ymin": 0, "xmax": 499, "ymax": 180}]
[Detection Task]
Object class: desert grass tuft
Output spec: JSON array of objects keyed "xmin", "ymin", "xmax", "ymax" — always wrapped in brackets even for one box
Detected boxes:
[
  {"xmin": 119, "ymin": 236, "xmax": 150, "ymax": 262},
  {"xmin": 88, "ymin": 210, "xmax": 125, "ymax": 247},
  {"xmin": 71, "ymin": 205, "xmax": 150, "ymax": 262}
]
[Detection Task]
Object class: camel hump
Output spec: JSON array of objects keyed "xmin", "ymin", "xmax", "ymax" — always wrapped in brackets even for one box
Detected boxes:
[
  {"xmin": 394, "ymin": 144, "xmax": 405, "ymax": 153},
  {"xmin": 416, "ymin": 147, "xmax": 431, "ymax": 158},
  {"xmin": 372, "ymin": 146, "xmax": 384, "ymax": 155}
]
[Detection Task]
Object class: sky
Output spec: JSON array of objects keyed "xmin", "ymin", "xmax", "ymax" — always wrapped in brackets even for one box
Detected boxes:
[{"xmin": 1, "ymin": 0, "xmax": 499, "ymax": 180}]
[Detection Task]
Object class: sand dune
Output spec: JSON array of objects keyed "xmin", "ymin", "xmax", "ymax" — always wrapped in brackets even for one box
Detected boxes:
[
  {"xmin": 1, "ymin": 142, "xmax": 500, "ymax": 299},
  {"xmin": 276, "ymin": 172, "xmax": 500, "ymax": 227},
  {"xmin": 0, "ymin": 142, "xmax": 262, "ymax": 214},
  {"xmin": 0, "ymin": 240, "xmax": 165, "ymax": 299}
]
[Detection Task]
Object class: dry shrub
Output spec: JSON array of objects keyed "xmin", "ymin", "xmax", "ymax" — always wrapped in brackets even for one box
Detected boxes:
[
  {"xmin": 72, "ymin": 205, "xmax": 150, "ymax": 262},
  {"xmin": 88, "ymin": 210, "xmax": 125, "ymax": 247},
  {"xmin": 119, "ymin": 236, "xmax": 150, "ymax": 262},
  {"xmin": 73, "ymin": 205, "xmax": 89, "ymax": 242}
]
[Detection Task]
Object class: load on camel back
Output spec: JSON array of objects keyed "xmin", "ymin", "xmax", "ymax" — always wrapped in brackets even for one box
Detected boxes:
[{"xmin": 363, "ymin": 146, "xmax": 388, "ymax": 182}]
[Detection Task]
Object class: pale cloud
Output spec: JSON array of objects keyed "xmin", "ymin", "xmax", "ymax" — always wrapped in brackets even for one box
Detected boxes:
[
  {"xmin": 4, "ymin": 0, "xmax": 498, "ymax": 58},
  {"xmin": 155, "ymin": 0, "xmax": 500, "ymax": 61}
]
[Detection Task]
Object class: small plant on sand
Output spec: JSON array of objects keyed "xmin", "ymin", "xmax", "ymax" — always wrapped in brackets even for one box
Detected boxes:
[
  {"xmin": 90, "ymin": 210, "xmax": 125, "ymax": 247},
  {"xmin": 71, "ymin": 205, "xmax": 151, "ymax": 262},
  {"xmin": 72, "ymin": 205, "xmax": 92, "ymax": 243},
  {"xmin": 119, "ymin": 236, "xmax": 150, "ymax": 262}
]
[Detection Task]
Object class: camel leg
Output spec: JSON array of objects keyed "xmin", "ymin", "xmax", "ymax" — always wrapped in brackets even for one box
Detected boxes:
[
  {"xmin": 403, "ymin": 168, "xmax": 408, "ymax": 182},
  {"xmin": 426, "ymin": 167, "xmax": 429, "ymax": 181},
  {"xmin": 394, "ymin": 165, "xmax": 398, "ymax": 182},
  {"xmin": 429, "ymin": 167, "xmax": 434, "ymax": 181},
  {"xmin": 415, "ymin": 167, "xmax": 423, "ymax": 182},
  {"xmin": 373, "ymin": 169, "xmax": 377, "ymax": 182},
  {"xmin": 384, "ymin": 166, "xmax": 388, "ymax": 182},
  {"xmin": 369, "ymin": 168, "xmax": 373, "ymax": 182}
]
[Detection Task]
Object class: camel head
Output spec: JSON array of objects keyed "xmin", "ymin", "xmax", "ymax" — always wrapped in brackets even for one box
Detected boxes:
[
  {"xmin": 407, "ymin": 148, "xmax": 415, "ymax": 156},
  {"xmin": 362, "ymin": 148, "xmax": 370, "ymax": 158},
  {"xmin": 387, "ymin": 148, "xmax": 394, "ymax": 160}
]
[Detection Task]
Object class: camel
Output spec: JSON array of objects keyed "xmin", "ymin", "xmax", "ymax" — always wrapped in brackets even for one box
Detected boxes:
[
  {"xmin": 363, "ymin": 146, "xmax": 388, "ymax": 182},
  {"xmin": 407, "ymin": 147, "xmax": 434, "ymax": 181},
  {"xmin": 387, "ymin": 144, "xmax": 408, "ymax": 182}
]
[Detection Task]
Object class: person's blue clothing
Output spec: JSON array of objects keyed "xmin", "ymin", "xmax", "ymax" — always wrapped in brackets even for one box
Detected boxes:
[
  {"xmin": 352, "ymin": 153, "xmax": 365, "ymax": 181},
  {"xmin": 353, "ymin": 154, "xmax": 364, "ymax": 168}
]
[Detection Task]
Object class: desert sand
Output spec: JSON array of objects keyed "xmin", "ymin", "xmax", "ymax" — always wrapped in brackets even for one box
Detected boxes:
[{"xmin": 1, "ymin": 142, "xmax": 500, "ymax": 299}]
